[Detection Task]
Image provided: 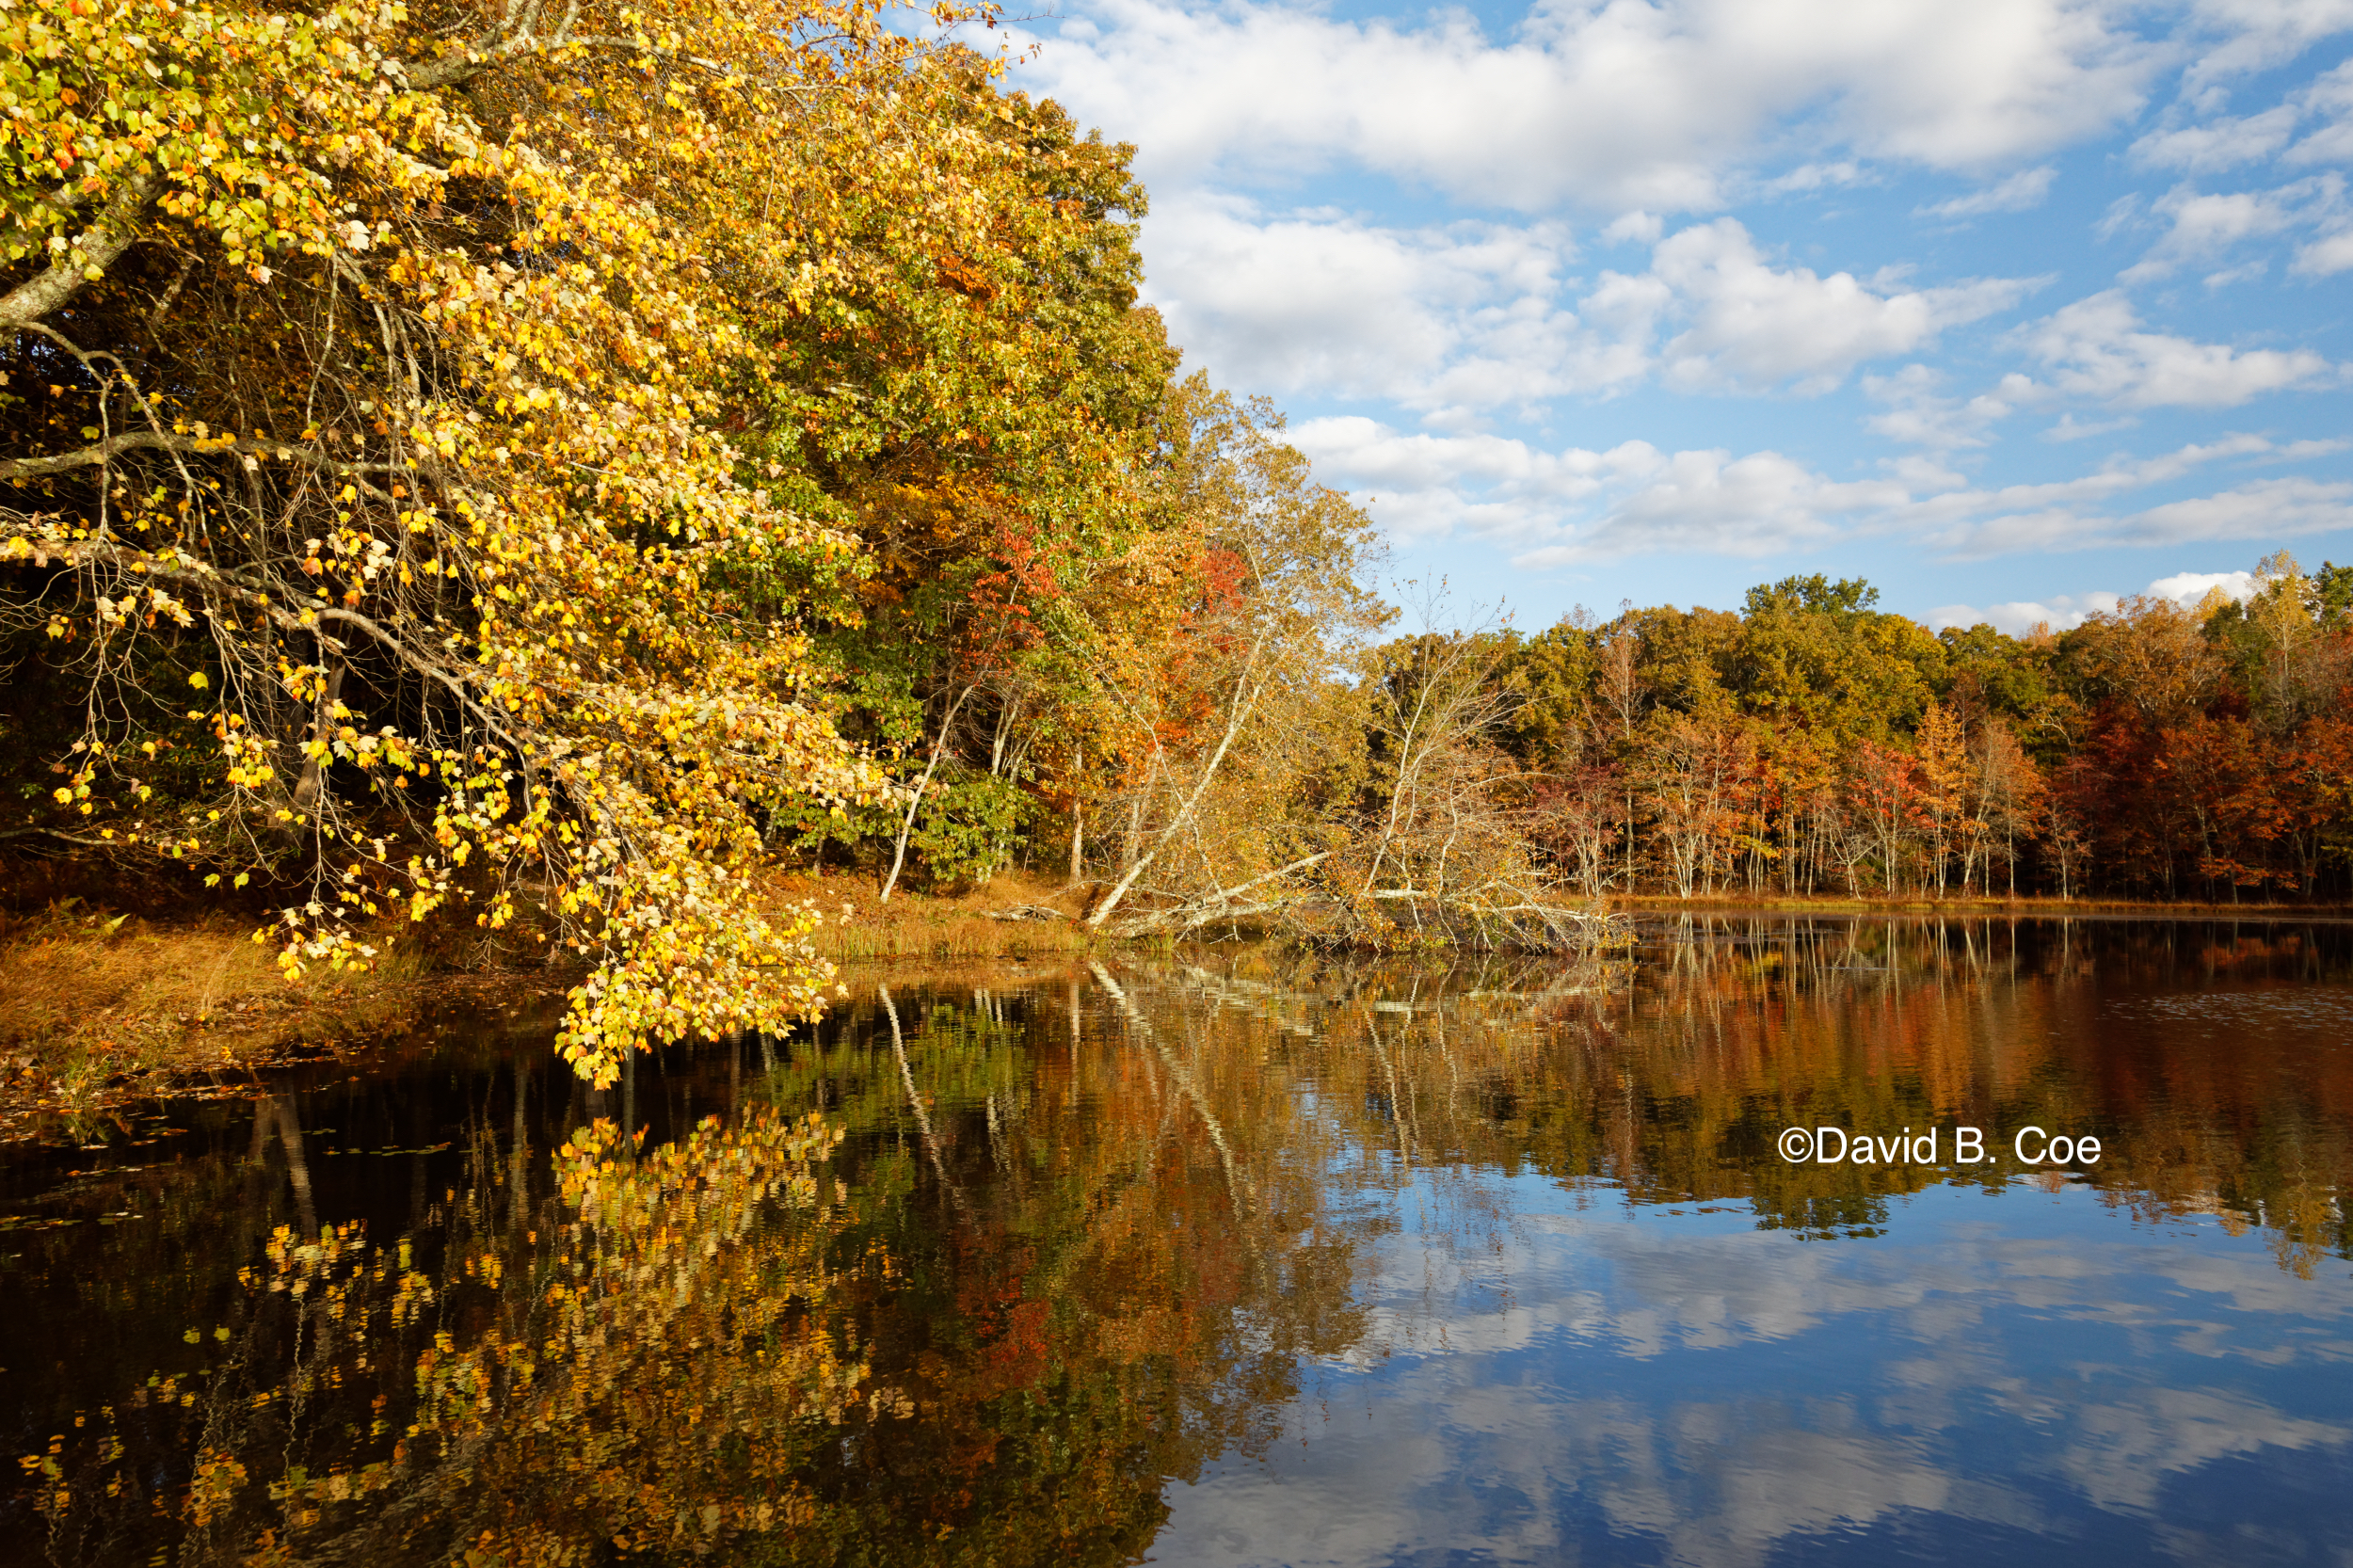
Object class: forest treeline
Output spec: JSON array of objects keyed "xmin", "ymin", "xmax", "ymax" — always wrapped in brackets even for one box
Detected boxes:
[
  {"xmin": 1478, "ymin": 552, "xmax": 2353, "ymax": 905},
  {"xmin": 0, "ymin": 0, "xmax": 2342, "ymax": 1081}
]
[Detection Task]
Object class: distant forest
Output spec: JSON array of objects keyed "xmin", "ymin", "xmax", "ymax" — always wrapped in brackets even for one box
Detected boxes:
[{"xmin": 1472, "ymin": 552, "xmax": 2353, "ymax": 904}]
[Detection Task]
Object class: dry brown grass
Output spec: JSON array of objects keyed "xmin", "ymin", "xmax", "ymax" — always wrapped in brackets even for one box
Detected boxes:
[
  {"xmin": 0, "ymin": 871, "xmax": 1110, "ymax": 1128},
  {"xmin": 760, "ymin": 869, "xmax": 1103, "ymax": 961},
  {"xmin": 0, "ymin": 900, "xmax": 432, "ymax": 1116}
]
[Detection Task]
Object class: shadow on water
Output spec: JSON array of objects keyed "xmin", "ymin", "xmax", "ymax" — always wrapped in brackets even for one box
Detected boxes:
[{"xmin": 2, "ymin": 915, "xmax": 2349, "ymax": 1565}]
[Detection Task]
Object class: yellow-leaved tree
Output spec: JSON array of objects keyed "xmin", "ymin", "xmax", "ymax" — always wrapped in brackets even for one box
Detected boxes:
[{"xmin": 0, "ymin": 0, "xmax": 1077, "ymax": 1081}]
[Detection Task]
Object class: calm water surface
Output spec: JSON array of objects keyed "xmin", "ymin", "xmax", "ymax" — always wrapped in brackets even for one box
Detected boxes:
[{"xmin": 4, "ymin": 917, "xmax": 2351, "ymax": 1566}]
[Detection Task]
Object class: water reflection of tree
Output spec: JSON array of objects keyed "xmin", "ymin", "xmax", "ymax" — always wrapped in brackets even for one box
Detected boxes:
[
  {"xmin": 1180, "ymin": 918, "xmax": 2353, "ymax": 1272},
  {"xmin": 24, "ymin": 1105, "xmax": 874, "ymax": 1565},
  {"xmin": 748, "ymin": 974, "xmax": 1376, "ymax": 1562},
  {"xmin": 17, "ymin": 920, "xmax": 2351, "ymax": 1562},
  {"xmin": 19, "ymin": 978, "xmax": 1383, "ymax": 1566}
]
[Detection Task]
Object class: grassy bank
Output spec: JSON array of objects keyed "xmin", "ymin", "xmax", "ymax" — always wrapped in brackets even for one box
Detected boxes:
[
  {"xmin": 9, "ymin": 869, "xmax": 2335, "ymax": 1134},
  {"xmin": 0, "ymin": 873, "xmax": 1108, "ymax": 1130},
  {"xmin": 0, "ymin": 901, "xmax": 450, "ymax": 1132},
  {"xmin": 780, "ymin": 871, "xmax": 1100, "ymax": 961}
]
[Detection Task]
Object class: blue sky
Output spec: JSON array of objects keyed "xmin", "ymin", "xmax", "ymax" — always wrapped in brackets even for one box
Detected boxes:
[{"xmin": 1004, "ymin": 0, "xmax": 2353, "ymax": 633}]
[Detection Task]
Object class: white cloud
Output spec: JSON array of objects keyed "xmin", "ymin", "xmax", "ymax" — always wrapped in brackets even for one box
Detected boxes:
[
  {"xmin": 1920, "ymin": 567, "xmax": 2268, "ymax": 631},
  {"xmin": 1864, "ymin": 364, "xmax": 2033, "ymax": 447},
  {"xmin": 1603, "ymin": 211, "xmax": 1665, "ymax": 246},
  {"xmin": 2185, "ymin": 0, "xmax": 2353, "ymax": 86},
  {"xmin": 2129, "ymin": 105, "xmax": 2300, "ymax": 170},
  {"xmin": 1915, "ymin": 165, "xmax": 2059, "ymax": 217},
  {"xmin": 1929, "ymin": 569, "xmax": 2257, "ymax": 633},
  {"xmin": 2116, "ymin": 178, "xmax": 2340, "ymax": 279},
  {"xmin": 1016, "ymin": 0, "xmax": 2161, "ymax": 215},
  {"xmin": 2018, "ymin": 290, "xmax": 2335, "ymax": 406},
  {"xmin": 2043, "ymin": 412, "xmax": 2141, "ymax": 440},
  {"xmin": 1304, "ymin": 418, "xmax": 2347, "ymax": 568},
  {"xmin": 2285, "ymin": 58, "xmax": 2353, "ymax": 162},
  {"xmin": 2147, "ymin": 568, "xmax": 2259, "ymax": 602},
  {"xmin": 1287, "ymin": 416, "xmax": 1663, "ymax": 543},
  {"xmin": 1649, "ymin": 219, "xmax": 2040, "ymax": 393},
  {"xmin": 2120, "ymin": 474, "xmax": 2353, "ymax": 543},
  {"xmin": 1146, "ymin": 208, "xmax": 2036, "ymax": 412},
  {"xmin": 1533, "ymin": 447, "xmax": 1905, "ymax": 560},
  {"xmin": 1140, "ymin": 197, "xmax": 1633, "ymax": 412},
  {"xmin": 2202, "ymin": 258, "xmax": 2272, "ymax": 286},
  {"xmin": 1007, "ymin": 0, "xmax": 2353, "ymax": 600},
  {"xmin": 1288, "ymin": 419, "xmax": 1904, "ymax": 559},
  {"xmin": 2290, "ymin": 226, "xmax": 2353, "ymax": 271},
  {"xmin": 1918, "ymin": 474, "xmax": 2353, "ymax": 557},
  {"xmin": 1927, "ymin": 592, "xmax": 2121, "ymax": 632}
]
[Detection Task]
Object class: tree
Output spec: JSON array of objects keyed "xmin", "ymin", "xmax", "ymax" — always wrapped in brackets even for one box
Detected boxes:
[
  {"xmin": 1, "ymin": 0, "xmax": 1182, "ymax": 1081},
  {"xmin": 1075, "ymin": 379, "xmax": 1386, "ymax": 936}
]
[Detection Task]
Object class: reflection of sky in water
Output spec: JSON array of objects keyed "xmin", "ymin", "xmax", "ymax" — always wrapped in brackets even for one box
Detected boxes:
[{"xmin": 1151, "ymin": 1175, "xmax": 2353, "ymax": 1568}]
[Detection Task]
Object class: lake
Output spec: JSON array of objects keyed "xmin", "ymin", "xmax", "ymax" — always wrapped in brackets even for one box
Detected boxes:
[{"xmin": 4, "ymin": 916, "xmax": 2350, "ymax": 1565}]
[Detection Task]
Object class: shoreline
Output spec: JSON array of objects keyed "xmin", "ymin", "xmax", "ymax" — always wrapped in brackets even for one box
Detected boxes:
[
  {"xmin": 0, "ymin": 873, "xmax": 1101, "ymax": 1132},
  {"xmin": 11, "ymin": 875, "xmax": 2350, "ymax": 1133},
  {"xmin": 1609, "ymin": 893, "xmax": 2353, "ymax": 919}
]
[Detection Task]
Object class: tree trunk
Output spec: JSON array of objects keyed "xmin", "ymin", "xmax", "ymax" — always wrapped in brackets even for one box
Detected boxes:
[
  {"xmin": 880, "ymin": 685, "xmax": 973, "ymax": 903},
  {"xmin": 1086, "ymin": 664, "xmax": 1267, "ymax": 931}
]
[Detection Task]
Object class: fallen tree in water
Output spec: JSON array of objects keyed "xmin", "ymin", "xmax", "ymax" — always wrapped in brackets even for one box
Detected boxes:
[{"xmin": 1089, "ymin": 856, "xmax": 1628, "ymax": 952}]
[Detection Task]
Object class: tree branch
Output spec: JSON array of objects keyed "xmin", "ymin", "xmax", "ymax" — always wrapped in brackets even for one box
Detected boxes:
[
  {"xmin": 0, "ymin": 170, "xmax": 160, "ymax": 330},
  {"xmin": 0, "ymin": 428, "xmax": 408, "ymax": 490}
]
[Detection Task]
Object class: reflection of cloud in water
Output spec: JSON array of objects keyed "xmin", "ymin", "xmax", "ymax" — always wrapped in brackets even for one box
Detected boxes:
[
  {"xmin": 1151, "ymin": 1180, "xmax": 2353, "ymax": 1568},
  {"xmin": 2056, "ymin": 1388, "xmax": 2346, "ymax": 1512}
]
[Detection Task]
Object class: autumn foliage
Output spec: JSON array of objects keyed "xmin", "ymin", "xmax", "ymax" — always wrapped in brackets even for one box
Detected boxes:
[
  {"xmin": 1492, "ymin": 553, "xmax": 2353, "ymax": 902},
  {"xmin": 0, "ymin": 0, "xmax": 1244, "ymax": 1074},
  {"xmin": 8, "ymin": 0, "xmax": 2353, "ymax": 1104}
]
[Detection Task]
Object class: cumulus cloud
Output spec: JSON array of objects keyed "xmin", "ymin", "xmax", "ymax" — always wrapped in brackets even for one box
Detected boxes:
[
  {"xmin": 1929, "ymin": 570, "xmax": 2256, "ymax": 632},
  {"xmin": 1864, "ymin": 364, "xmax": 2034, "ymax": 447},
  {"xmin": 1529, "ymin": 448, "xmax": 1906, "ymax": 560},
  {"xmin": 2291, "ymin": 226, "xmax": 2353, "ymax": 272},
  {"xmin": 2116, "ymin": 177, "xmax": 2343, "ymax": 279},
  {"xmin": 1298, "ymin": 412, "xmax": 2347, "ymax": 571},
  {"xmin": 2185, "ymin": 0, "xmax": 2353, "ymax": 87},
  {"xmin": 1008, "ymin": 0, "xmax": 2353, "ymax": 592},
  {"xmin": 2119, "ymin": 473, "xmax": 2353, "ymax": 543},
  {"xmin": 1016, "ymin": 0, "xmax": 2161, "ymax": 214},
  {"xmin": 1285, "ymin": 416, "xmax": 1661, "ymax": 542},
  {"xmin": 2285, "ymin": 57, "xmax": 2353, "ymax": 162},
  {"xmin": 1145, "ymin": 208, "xmax": 2036, "ymax": 412},
  {"xmin": 2148, "ymin": 568, "xmax": 2260, "ymax": 602},
  {"xmin": 1927, "ymin": 592, "xmax": 2122, "ymax": 633},
  {"xmin": 1648, "ymin": 219, "xmax": 2040, "ymax": 392},
  {"xmin": 2017, "ymin": 290, "xmax": 2335, "ymax": 406},
  {"xmin": 1140, "ymin": 197, "xmax": 1625, "ymax": 411},
  {"xmin": 1286, "ymin": 418, "xmax": 1904, "ymax": 558},
  {"xmin": 2137, "ymin": 55, "xmax": 2353, "ymax": 179}
]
